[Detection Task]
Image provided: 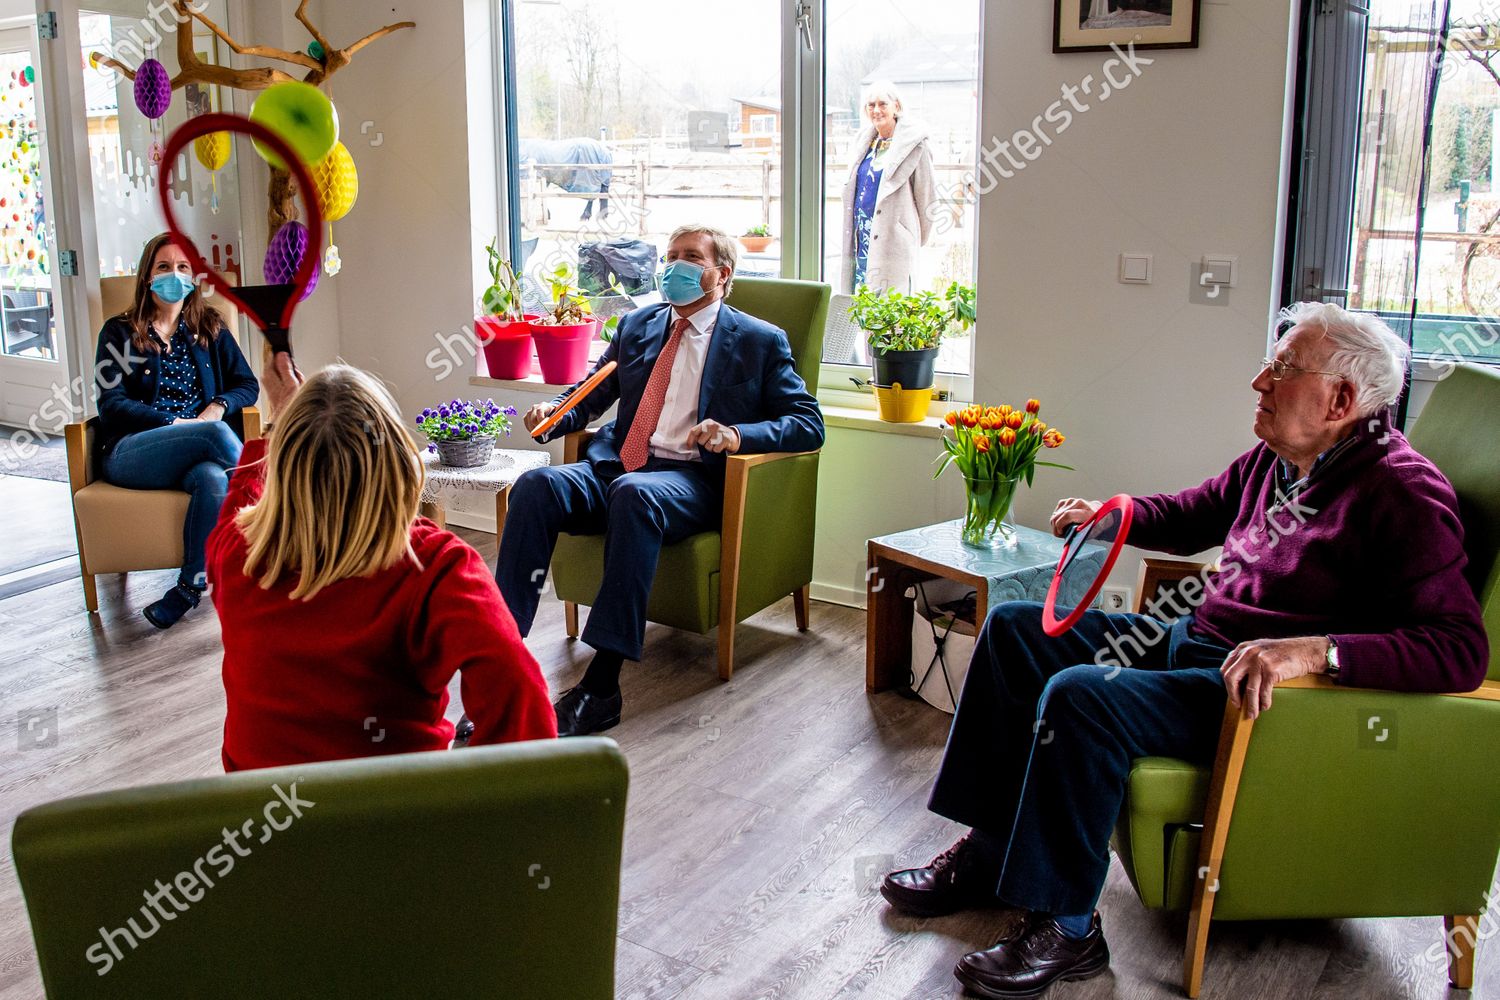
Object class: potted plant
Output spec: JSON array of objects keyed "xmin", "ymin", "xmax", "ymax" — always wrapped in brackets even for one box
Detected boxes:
[
  {"xmin": 527, "ymin": 261, "xmax": 622, "ymax": 383},
  {"xmin": 850, "ymin": 282, "xmax": 976, "ymax": 398},
  {"xmin": 740, "ymin": 224, "xmax": 773, "ymax": 253},
  {"xmin": 934, "ymin": 398, "xmax": 1070, "ymax": 549},
  {"xmin": 416, "ymin": 397, "xmax": 518, "ymax": 468},
  {"xmin": 476, "ymin": 239, "xmax": 537, "ymax": 381}
]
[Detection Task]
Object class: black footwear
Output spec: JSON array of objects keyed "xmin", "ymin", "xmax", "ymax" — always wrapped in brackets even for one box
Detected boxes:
[
  {"xmin": 143, "ymin": 583, "xmax": 202, "ymax": 630},
  {"xmin": 881, "ymin": 832, "xmax": 1005, "ymax": 917},
  {"xmin": 453, "ymin": 714, "xmax": 475, "ymax": 748},
  {"xmin": 954, "ymin": 913, "xmax": 1110, "ymax": 998},
  {"xmin": 553, "ymin": 686, "xmax": 622, "ymax": 737}
]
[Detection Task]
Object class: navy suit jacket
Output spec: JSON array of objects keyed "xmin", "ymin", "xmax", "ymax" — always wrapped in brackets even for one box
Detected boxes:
[
  {"xmin": 542, "ymin": 301, "xmax": 824, "ymax": 475},
  {"xmin": 94, "ymin": 316, "xmax": 260, "ymax": 456}
]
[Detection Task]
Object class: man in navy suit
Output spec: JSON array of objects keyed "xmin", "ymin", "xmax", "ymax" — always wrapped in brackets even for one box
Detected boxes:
[{"xmin": 496, "ymin": 225, "xmax": 825, "ymax": 736}]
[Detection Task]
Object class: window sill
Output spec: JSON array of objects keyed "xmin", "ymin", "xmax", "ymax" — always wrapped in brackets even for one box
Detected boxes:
[
  {"xmin": 822, "ymin": 404, "xmax": 946, "ymax": 439},
  {"xmin": 469, "ymin": 373, "xmax": 571, "ymax": 393}
]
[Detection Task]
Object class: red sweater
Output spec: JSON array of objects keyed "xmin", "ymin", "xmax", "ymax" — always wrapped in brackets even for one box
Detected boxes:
[{"xmin": 207, "ymin": 438, "xmax": 556, "ymax": 771}]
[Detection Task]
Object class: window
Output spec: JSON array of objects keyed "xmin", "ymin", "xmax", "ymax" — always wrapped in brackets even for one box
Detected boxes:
[
  {"xmin": 492, "ymin": 0, "xmax": 984, "ymax": 394},
  {"xmin": 1288, "ymin": 0, "xmax": 1500, "ymax": 373}
]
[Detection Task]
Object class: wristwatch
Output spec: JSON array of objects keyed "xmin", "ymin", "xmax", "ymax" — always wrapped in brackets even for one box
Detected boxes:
[
  {"xmin": 209, "ymin": 395, "xmax": 229, "ymax": 411},
  {"xmin": 1324, "ymin": 637, "xmax": 1340, "ymax": 678}
]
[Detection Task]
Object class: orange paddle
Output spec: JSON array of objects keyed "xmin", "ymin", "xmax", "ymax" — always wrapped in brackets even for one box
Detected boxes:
[{"xmin": 530, "ymin": 360, "xmax": 618, "ymax": 439}]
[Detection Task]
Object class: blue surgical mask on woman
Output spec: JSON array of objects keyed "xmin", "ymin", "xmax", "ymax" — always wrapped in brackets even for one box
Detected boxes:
[
  {"xmin": 660, "ymin": 260, "xmax": 710, "ymax": 307},
  {"xmin": 151, "ymin": 271, "xmax": 197, "ymax": 304}
]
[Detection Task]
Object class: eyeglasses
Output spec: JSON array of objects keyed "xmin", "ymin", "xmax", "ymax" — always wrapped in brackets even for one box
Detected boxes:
[{"xmin": 1260, "ymin": 357, "xmax": 1346, "ymax": 381}]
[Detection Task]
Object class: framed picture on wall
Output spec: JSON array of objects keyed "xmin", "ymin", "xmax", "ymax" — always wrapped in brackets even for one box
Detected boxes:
[
  {"xmin": 1053, "ymin": 0, "xmax": 1200, "ymax": 52},
  {"xmin": 184, "ymin": 34, "xmax": 221, "ymax": 117}
]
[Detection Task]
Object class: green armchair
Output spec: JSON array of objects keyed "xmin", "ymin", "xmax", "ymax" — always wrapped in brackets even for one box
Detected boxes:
[
  {"xmin": 549, "ymin": 276, "xmax": 830, "ymax": 680},
  {"xmin": 13, "ymin": 738, "xmax": 628, "ymax": 999},
  {"xmin": 1114, "ymin": 362, "xmax": 1500, "ymax": 997}
]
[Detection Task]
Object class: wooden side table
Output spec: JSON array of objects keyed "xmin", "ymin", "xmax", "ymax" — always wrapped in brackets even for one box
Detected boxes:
[
  {"xmin": 865, "ymin": 519, "xmax": 1106, "ymax": 692},
  {"xmin": 419, "ymin": 448, "xmax": 551, "ymax": 534}
]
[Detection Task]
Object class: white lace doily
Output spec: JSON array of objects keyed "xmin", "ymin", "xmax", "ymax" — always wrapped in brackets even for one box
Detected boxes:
[{"xmin": 419, "ymin": 448, "xmax": 551, "ymax": 505}]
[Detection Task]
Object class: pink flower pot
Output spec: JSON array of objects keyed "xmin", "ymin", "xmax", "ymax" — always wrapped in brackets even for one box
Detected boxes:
[
  {"xmin": 530, "ymin": 318, "xmax": 599, "ymax": 385},
  {"xmin": 477, "ymin": 315, "xmax": 537, "ymax": 380}
]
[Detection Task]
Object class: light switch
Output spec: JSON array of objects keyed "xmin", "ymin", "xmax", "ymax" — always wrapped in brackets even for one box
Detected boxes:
[
  {"xmin": 1119, "ymin": 252, "xmax": 1152, "ymax": 284},
  {"xmin": 1201, "ymin": 254, "xmax": 1238, "ymax": 287}
]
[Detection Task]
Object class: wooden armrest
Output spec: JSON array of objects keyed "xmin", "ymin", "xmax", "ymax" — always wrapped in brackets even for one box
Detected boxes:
[
  {"xmin": 242, "ymin": 405, "xmax": 262, "ymax": 441},
  {"xmin": 1276, "ymin": 674, "xmax": 1500, "ymax": 702},
  {"xmin": 723, "ymin": 448, "xmax": 820, "ymax": 472},
  {"xmin": 1134, "ymin": 557, "xmax": 1214, "ymax": 615},
  {"xmin": 64, "ymin": 420, "xmax": 95, "ymax": 494},
  {"xmin": 562, "ymin": 428, "xmax": 597, "ymax": 464}
]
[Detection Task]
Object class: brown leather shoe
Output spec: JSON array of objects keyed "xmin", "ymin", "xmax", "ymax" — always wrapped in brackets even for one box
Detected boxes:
[
  {"xmin": 880, "ymin": 832, "xmax": 1004, "ymax": 917},
  {"xmin": 954, "ymin": 913, "xmax": 1109, "ymax": 998}
]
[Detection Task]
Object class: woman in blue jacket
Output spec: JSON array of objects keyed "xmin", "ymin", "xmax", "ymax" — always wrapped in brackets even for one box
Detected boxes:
[{"xmin": 94, "ymin": 232, "xmax": 259, "ymax": 628}]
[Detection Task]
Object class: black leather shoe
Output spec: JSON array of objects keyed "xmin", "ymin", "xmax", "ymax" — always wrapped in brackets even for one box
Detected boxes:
[
  {"xmin": 452, "ymin": 714, "xmax": 475, "ymax": 748},
  {"xmin": 881, "ymin": 832, "xmax": 1005, "ymax": 917},
  {"xmin": 554, "ymin": 686, "xmax": 622, "ymax": 737},
  {"xmin": 954, "ymin": 913, "xmax": 1109, "ymax": 998},
  {"xmin": 143, "ymin": 583, "xmax": 201, "ymax": 630}
]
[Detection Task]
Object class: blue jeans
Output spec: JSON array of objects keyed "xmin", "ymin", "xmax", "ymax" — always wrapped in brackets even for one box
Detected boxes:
[
  {"xmin": 496, "ymin": 457, "xmax": 720, "ymax": 660},
  {"xmin": 102, "ymin": 420, "xmax": 243, "ymax": 590},
  {"xmin": 928, "ymin": 601, "xmax": 1231, "ymax": 916}
]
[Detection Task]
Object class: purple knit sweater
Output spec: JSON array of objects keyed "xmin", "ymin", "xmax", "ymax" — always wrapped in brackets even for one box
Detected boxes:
[{"xmin": 1129, "ymin": 413, "xmax": 1489, "ymax": 692}]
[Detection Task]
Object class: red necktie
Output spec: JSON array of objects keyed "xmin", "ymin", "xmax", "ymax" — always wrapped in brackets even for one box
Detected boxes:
[{"xmin": 619, "ymin": 317, "xmax": 691, "ymax": 472}]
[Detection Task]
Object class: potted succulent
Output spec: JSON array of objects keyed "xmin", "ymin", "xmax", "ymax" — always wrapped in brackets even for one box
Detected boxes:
[
  {"xmin": 476, "ymin": 239, "xmax": 537, "ymax": 380},
  {"xmin": 849, "ymin": 281, "xmax": 976, "ymax": 393},
  {"xmin": 739, "ymin": 224, "xmax": 773, "ymax": 253},
  {"xmin": 527, "ymin": 261, "xmax": 623, "ymax": 384},
  {"xmin": 935, "ymin": 398, "xmax": 1070, "ymax": 549},
  {"xmin": 416, "ymin": 398, "xmax": 518, "ymax": 468}
]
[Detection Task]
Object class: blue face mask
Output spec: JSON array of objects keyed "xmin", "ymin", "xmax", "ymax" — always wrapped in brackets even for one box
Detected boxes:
[
  {"xmin": 660, "ymin": 259, "xmax": 711, "ymax": 307},
  {"xmin": 151, "ymin": 271, "xmax": 197, "ymax": 304}
]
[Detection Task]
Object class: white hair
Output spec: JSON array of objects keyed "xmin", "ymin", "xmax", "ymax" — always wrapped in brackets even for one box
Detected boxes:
[
  {"xmin": 1275, "ymin": 301, "xmax": 1411, "ymax": 416},
  {"xmin": 861, "ymin": 80, "xmax": 903, "ymax": 120}
]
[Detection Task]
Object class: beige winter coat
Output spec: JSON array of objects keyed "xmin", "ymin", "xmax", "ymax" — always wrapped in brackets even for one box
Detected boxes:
[{"xmin": 839, "ymin": 120, "xmax": 937, "ymax": 293}]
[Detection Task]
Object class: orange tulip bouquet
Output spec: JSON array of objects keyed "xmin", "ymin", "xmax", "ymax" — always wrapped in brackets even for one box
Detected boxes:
[{"xmin": 936, "ymin": 399, "xmax": 1070, "ymax": 549}]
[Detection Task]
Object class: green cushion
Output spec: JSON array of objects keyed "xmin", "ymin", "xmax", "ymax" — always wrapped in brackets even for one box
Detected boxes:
[
  {"xmin": 553, "ymin": 531, "xmax": 721, "ymax": 633},
  {"xmin": 1112, "ymin": 756, "xmax": 1210, "ymax": 910},
  {"xmin": 13, "ymin": 739, "xmax": 627, "ymax": 999},
  {"xmin": 1407, "ymin": 363, "xmax": 1500, "ymax": 679}
]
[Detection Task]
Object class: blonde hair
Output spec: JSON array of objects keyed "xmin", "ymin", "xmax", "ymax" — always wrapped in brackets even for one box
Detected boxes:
[{"xmin": 236, "ymin": 364, "xmax": 425, "ymax": 600}]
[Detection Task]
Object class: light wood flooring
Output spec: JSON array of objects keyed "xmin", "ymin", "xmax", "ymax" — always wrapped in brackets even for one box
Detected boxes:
[{"xmin": 1, "ymin": 495, "xmax": 1496, "ymax": 997}]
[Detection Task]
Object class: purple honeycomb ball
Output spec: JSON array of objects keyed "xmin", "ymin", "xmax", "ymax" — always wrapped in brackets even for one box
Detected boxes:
[
  {"xmin": 263, "ymin": 221, "xmax": 318, "ymax": 300},
  {"xmin": 134, "ymin": 59, "xmax": 171, "ymax": 120}
]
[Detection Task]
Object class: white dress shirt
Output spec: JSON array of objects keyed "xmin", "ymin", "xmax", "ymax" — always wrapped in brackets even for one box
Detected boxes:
[{"xmin": 648, "ymin": 299, "xmax": 721, "ymax": 461}]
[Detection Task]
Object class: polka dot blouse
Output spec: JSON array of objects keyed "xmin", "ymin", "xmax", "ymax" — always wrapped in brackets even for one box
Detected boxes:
[{"xmin": 150, "ymin": 320, "xmax": 208, "ymax": 420}]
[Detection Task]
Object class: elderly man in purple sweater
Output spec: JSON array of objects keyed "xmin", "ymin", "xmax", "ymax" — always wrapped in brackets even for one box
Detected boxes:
[{"xmin": 882, "ymin": 302, "xmax": 1490, "ymax": 999}]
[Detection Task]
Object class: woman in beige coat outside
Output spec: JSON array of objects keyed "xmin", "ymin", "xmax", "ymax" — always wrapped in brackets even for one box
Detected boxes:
[{"xmin": 839, "ymin": 81, "xmax": 938, "ymax": 294}]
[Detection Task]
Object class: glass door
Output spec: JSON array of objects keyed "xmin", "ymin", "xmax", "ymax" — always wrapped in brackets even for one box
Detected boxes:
[{"xmin": 0, "ymin": 16, "xmax": 66, "ymax": 427}]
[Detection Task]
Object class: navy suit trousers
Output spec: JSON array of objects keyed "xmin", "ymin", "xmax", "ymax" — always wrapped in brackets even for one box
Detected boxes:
[
  {"xmin": 928, "ymin": 601, "xmax": 1231, "ymax": 916},
  {"xmin": 496, "ymin": 456, "xmax": 720, "ymax": 661}
]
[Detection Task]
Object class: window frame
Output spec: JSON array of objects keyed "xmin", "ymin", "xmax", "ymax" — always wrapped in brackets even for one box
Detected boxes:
[{"xmin": 491, "ymin": 0, "xmax": 979, "ymax": 410}]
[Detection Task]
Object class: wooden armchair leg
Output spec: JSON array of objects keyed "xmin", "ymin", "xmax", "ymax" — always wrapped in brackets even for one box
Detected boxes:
[
  {"xmin": 564, "ymin": 601, "xmax": 579, "ymax": 639},
  {"xmin": 1445, "ymin": 915, "xmax": 1479, "ymax": 989},
  {"xmin": 80, "ymin": 570, "xmax": 98, "ymax": 614},
  {"xmin": 793, "ymin": 585, "xmax": 809, "ymax": 631},
  {"xmin": 717, "ymin": 621, "xmax": 735, "ymax": 681}
]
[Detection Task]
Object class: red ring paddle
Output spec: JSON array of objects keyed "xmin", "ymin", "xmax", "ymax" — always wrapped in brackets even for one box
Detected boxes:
[
  {"xmin": 1042, "ymin": 493, "xmax": 1134, "ymax": 636},
  {"xmin": 157, "ymin": 112, "xmax": 324, "ymax": 358}
]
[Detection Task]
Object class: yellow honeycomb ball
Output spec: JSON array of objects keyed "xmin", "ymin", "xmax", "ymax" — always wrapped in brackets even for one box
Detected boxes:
[
  {"xmin": 311, "ymin": 141, "xmax": 357, "ymax": 222},
  {"xmin": 193, "ymin": 131, "xmax": 231, "ymax": 172}
]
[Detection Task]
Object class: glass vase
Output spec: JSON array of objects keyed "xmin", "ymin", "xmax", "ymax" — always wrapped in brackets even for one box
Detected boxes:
[{"xmin": 962, "ymin": 475, "xmax": 1021, "ymax": 550}]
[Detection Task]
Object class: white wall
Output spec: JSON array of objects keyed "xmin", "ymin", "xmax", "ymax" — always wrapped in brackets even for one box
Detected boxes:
[{"xmin": 319, "ymin": 0, "xmax": 1302, "ymax": 607}]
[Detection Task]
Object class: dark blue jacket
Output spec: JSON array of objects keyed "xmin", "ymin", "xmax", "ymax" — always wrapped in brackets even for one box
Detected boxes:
[
  {"xmin": 94, "ymin": 315, "xmax": 260, "ymax": 455},
  {"xmin": 542, "ymin": 301, "xmax": 824, "ymax": 472}
]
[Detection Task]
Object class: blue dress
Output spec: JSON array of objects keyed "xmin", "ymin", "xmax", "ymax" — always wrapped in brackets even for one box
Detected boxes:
[{"xmin": 852, "ymin": 141, "xmax": 884, "ymax": 290}]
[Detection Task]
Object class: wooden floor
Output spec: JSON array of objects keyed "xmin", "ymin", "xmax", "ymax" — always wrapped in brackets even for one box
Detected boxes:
[{"xmin": 1, "ymin": 502, "xmax": 1496, "ymax": 997}]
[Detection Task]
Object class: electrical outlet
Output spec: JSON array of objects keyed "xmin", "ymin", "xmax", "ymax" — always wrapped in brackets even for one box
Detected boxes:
[{"xmin": 1100, "ymin": 586, "xmax": 1131, "ymax": 613}]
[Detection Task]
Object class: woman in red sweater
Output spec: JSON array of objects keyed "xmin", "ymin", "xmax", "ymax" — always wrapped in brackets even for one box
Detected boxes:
[{"xmin": 207, "ymin": 356, "xmax": 556, "ymax": 771}]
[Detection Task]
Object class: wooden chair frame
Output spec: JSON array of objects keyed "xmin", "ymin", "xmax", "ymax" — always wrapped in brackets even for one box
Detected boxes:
[
  {"xmin": 64, "ymin": 407, "xmax": 261, "ymax": 613},
  {"xmin": 560, "ymin": 429, "xmax": 814, "ymax": 680},
  {"xmin": 1134, "ymin": 558, "xmax": 1493, "ymax": 996}
]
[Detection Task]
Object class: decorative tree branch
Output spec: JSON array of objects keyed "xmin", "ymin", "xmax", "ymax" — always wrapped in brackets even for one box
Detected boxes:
[{"xmin": 87, "ymin": 0, "xmax": 413, "ymax": 243}]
